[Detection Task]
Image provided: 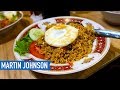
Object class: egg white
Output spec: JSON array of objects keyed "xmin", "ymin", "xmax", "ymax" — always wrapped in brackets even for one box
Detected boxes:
[{"xmin": 45, "ymin": 24, "xmax": 78, "ymax": 47}]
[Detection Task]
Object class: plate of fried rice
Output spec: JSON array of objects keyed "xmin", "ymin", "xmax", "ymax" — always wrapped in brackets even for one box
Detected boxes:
[{"xmin": 13, "ymin": 16, "xmax": 110, "ymax": 75}]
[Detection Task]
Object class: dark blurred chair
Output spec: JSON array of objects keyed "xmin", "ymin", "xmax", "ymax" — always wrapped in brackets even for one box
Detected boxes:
[{"xmin": 31, "ymin": 10, "xmax": 70, "ymax": 19}]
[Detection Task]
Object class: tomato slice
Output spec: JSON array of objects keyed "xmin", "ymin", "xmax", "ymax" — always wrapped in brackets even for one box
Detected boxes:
[{"xmin": 29, "ymin": 41, "xmax": 45, "ymax": 59}]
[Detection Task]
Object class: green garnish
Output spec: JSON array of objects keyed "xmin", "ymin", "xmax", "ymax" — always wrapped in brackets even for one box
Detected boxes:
[
  {"xmin": 11, "ymin": 14, "xmax": 18, "ymax": 22},
  {"xmin": 14, "ymin": 33, "xmax": 33, "ymax": 56},
  {"xmin": 0, "ymin": 13, "xmax": 5, "ymax": 20}
]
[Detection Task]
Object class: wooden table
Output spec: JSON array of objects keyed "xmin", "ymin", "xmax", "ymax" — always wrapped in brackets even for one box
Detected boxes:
[{"xmin": 0, "ymin": 11, "xmax": 120, "ymax": 79}]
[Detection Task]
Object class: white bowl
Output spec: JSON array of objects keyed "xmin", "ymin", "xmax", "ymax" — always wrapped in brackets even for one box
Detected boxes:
[{"xmin": 101, "ymin": 11, "xmax": 120, "ymax": 25}]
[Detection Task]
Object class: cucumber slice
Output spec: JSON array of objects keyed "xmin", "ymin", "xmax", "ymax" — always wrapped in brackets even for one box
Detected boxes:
[{"xmin": 29, "ymin": 28, "xmax": 44, "ymax": 41}]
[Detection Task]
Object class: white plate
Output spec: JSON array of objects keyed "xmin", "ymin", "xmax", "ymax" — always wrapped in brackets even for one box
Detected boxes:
[{"xmin": 13, "ymin": 16, "xmax": 110, "ymax": 75}]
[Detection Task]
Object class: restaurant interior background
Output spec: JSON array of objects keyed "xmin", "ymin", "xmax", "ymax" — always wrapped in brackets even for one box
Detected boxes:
[{"xmin": 0, "ymin": 11, "xmax": 120, "ymax": 79}]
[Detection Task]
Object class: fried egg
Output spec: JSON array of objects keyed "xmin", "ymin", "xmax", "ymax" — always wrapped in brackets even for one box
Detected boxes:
[{"xmin": 45, "ymin": 24, "xmax": 78, "ymax": 47}]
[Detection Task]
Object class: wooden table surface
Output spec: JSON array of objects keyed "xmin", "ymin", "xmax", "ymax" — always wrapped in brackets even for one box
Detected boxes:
[{"xmin": 0, "ymin": 11, "xmax": 120, "ymax": 79}]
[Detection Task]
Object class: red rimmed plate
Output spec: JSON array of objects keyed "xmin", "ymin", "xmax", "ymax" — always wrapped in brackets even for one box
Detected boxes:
[{"xmin": 13, "ymin": 16, "xmax": 110, "ymax": 75}]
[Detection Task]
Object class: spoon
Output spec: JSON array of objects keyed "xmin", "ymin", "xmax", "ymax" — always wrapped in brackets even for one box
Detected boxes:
[{"xmin": 95, "ymin": 29, "xmax": 120, "ymax": 39}]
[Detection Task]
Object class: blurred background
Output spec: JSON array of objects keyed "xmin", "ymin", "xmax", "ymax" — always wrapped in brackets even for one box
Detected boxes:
[{"xmin": 0, "ymin": 11, "xmax": 120, "ymax": 79}]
